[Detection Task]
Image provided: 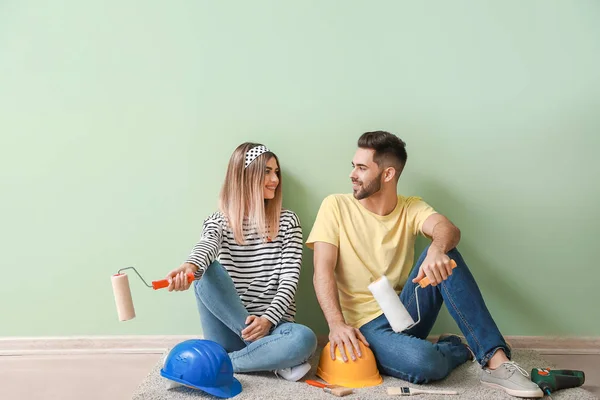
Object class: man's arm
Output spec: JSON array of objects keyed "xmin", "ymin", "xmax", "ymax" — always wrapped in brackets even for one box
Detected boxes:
[
  {"xmin": 422, "ymin": 212, "xmax": 461, "ymax": 252},
  {"xmin": 313, "ymin": 242, "xmax": 369, "ymax": 362},
  {"xmin": 313, "ymin": 242, "xmax": 344, "ymax": 326},
  {"xmin": 412, "ymin": 213, "xmax": 461, "ymax": 286}
]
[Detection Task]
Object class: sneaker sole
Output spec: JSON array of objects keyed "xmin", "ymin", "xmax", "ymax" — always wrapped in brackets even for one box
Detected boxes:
[
  {"xmin": 481, "ymin": 381, "xmax": 543, "ymax": 398},
  {"xmin": 276, "ymin": 363, "xmax": 312, "ymax": 382}
]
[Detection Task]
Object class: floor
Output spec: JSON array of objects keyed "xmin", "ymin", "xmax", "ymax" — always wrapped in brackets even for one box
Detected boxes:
[
  {"xmin": 0, "ymin": 353, "xmax": 598, "ymax": 400},
  {"xmin": 0, "ymin": 353, "xmax": 159, "ymax": 400}
]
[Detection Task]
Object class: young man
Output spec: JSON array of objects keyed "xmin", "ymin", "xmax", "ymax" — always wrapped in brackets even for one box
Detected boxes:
[{"xmin": 306, "ymin": 131, "xmax": 542, "ymax": 398}]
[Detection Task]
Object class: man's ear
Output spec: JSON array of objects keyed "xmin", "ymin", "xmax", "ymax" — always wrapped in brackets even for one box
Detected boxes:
[{"xmin": 383, "ymin": 167, "xmax": 396, "ymax": 183}]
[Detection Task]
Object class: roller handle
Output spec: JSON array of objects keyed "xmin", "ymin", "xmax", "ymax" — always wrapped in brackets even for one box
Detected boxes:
[
  {"xmin": 151, "ymin": 272, "xmax": 195, "ymax": 290},
  {"xmin": 306, "ymin": 380, "xmax": 326, "ymax": 389},
  {"xmin": 418, "ymin": 259, "xmax": 457, "ymax": 288}
]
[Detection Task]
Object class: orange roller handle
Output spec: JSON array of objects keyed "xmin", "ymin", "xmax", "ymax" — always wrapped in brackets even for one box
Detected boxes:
[
  {"xmin": 306, "ymin": 380, "xmax": 327, "ymax": 389},
  {"xmin": 151, "ymin": 272, "xmax": 195, "ymax": 290},
  {"xmin": 418, "ymin": 259, "xmax": 457, "ymax": 288}
]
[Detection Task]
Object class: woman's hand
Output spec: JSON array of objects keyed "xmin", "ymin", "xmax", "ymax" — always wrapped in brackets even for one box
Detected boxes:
[
  {"xmin": 241, "ymin": 316, "xmax": 272, "ymax": 342},
  {"xmin": 167, "ymin": 263, "xmax": 198, "ymax": 292}
]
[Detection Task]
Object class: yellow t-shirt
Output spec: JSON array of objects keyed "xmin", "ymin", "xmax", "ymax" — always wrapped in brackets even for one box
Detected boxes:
[{"xmin": 306, "ymin": 194, "xmax": 437, "ymax": 328}]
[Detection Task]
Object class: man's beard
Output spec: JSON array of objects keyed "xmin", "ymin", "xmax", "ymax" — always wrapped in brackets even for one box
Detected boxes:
[{"xmin": 352, "ymin": 172, "xmax": 383, "ymax": 200}]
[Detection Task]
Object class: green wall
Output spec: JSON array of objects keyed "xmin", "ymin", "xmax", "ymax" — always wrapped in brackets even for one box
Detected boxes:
[{"xmin": 1, "ymin": 1, "xmax": 599, "ymax": 337}]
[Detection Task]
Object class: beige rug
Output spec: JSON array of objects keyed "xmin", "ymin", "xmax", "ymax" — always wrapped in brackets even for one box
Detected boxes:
[{"xmin": 133, "ymin": 348, "xmax": 597, "ymax": 399}]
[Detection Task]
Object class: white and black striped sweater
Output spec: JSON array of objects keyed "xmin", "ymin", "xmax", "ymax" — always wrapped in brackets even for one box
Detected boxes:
[{"xmin": 186, "ymin": 210, "xmax": 303, "ymax": 326}]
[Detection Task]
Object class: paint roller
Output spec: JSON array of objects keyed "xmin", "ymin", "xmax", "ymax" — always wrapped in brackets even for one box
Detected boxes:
[
  {"xmin": 368, "ymin": 260, "xmax": 457, "ymax": 332},
  {"xmin": 111, "ymin": 267, "xmax": 195, "ymax": 321}
]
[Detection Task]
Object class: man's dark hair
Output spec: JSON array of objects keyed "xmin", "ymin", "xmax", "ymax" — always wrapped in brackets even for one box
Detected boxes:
[{"xmin": 358, "ymin": 131, "xmax": 407, "ymax": 178}]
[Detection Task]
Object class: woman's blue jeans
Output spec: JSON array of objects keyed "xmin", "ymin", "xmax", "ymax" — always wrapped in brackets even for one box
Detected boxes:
[
  {"xmin": 359, "ymin": 246, "xmax": 511, "ymax": 384},
  {"xmin": 194, "ymin": 261, "xmax": 317, "ymax": 373}
]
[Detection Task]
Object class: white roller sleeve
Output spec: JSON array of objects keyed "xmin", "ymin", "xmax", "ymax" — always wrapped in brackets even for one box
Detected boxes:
[
  {"xmin": 368, "ymin": 275, "xmax": 414, "ymax": 333},
  {"xmin": 111, "ymin": 273, "xmax": 136, "ymax": 321}
]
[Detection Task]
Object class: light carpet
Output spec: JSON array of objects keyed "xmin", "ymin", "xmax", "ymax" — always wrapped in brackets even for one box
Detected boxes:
[{"xmin": 133, "ymin": 348, "xmax": 597, "ymax": 399}]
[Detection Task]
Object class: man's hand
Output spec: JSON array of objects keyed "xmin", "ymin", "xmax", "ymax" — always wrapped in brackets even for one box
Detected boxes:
[
  {"xmin": 167, "ymin": 263, "xmax": 198, "ymax": 292},
  {"xmin": 412, "ymin": 246, "xmax": 454, "ymax": 286},
  {"xmin": 328, "ymin": 321, "xmax": 369, "ymax": 362},
  {"xmin": 241, "ymin": 316, "xmax": 272, "ymax": 342}
]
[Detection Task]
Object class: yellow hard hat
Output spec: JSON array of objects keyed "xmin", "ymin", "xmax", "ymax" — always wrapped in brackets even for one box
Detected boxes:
[{"xmin": 316, "ymin": 341, "xmax": 383, "ymax": 388}]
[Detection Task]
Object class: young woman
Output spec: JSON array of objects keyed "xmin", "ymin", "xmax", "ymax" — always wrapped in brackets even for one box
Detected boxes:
[{"xmin": 166, "ymin": 142, "xmax": 317, "ymax": 382}]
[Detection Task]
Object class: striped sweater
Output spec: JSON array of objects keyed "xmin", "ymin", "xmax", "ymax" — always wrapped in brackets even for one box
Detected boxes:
[{"xmin": 186, "ymin": 209, "xmax": 303, "ymax": 326}]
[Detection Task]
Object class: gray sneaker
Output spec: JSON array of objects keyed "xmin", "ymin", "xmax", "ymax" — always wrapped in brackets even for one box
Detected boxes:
[{"xmin": 481, "ymin": 361, "xmax": 543, "ymax": 398}]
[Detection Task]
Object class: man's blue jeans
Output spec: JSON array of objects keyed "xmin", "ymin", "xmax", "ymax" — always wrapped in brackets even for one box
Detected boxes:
[
  {"xmin": 359, "ymin": 246, "xmax": 511, "ymax": 384},
  {"xmin": 194, "ymin": 261, "xmax": 318, "ymax": 373}
]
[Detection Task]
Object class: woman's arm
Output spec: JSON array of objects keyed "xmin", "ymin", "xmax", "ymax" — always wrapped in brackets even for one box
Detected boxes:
[
  {"xmin": 185, "ymin": 212, "xmax": 225, "ymax": 279},
  {"xmin": 168, "ymin": 212, "xmax": 225, "ymax": 291},
  {"xmin": 262, "ymin": 216, "xmax": 303, "ymax": 326}
]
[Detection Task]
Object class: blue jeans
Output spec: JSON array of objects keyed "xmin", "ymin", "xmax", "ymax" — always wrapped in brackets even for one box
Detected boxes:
[
  {"xmin": 359, "ymin": 246, "xmax": 511, "ymax": 384},
  {"xmin": 194, "ymin": 261, "xmax": 317, "ymax": 373}
]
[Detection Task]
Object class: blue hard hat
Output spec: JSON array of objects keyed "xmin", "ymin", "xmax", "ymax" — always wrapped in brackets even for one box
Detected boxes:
[{"xmin": 160, "ymin": 339, "xmax": 242, "ymax": 398}]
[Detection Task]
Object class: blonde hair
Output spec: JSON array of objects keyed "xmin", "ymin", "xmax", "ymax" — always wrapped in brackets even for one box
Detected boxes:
[{"xmin": 219, "ymin": 142, "xmax": 282, "ymax": 245}]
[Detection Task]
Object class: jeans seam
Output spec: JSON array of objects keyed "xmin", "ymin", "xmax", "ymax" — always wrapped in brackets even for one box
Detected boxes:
[
  {"xmin": 481, "ymin": 347, "xmax": 499, "ymax": 366},
  {"xmin": 405, "ymin": 288, "xmax": 416, "ymax": 311},
  {"xmin": 481, "ymin": 345, "xmax": 510, "ymax": 366},
  {"xmin": 379, "ymin": 362, "xmax": 418, "ymax": 383},
  {"xmin": 229, "ymin": 332, "xmax": 289, "ymax": 361},
  {"xmin": 440, "ymin": 282, "xmax": 483, "ymax": 358}
]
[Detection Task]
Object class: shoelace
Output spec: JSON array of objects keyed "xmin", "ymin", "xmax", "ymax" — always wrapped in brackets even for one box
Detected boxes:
[{"xmin": 503, "ymin": 361, "xmax": 529, "ymax": 377}]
